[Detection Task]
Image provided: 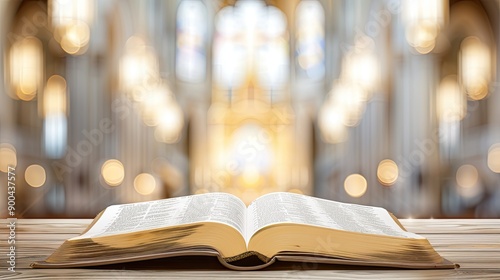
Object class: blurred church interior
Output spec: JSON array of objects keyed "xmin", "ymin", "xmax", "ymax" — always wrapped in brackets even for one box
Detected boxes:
[{"xmin": 1, "ymin": 0, "xmax": 499, "ymax": 218}]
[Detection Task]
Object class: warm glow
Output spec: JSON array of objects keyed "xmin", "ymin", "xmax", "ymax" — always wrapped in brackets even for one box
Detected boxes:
[
  {"xmin": 134, "ymin": 173, "xmax": 156, "ymax": 195},
  {"xmin": 456, "ymin": 164, "xmax": 481, "ymax": 198},
  {"xmin": 344, "ymin": 174, "xmax": 367, "ymax": 198},
  {"xmin": 213, "ymin": 2, "xmax": 289, "ymax": 90},
  {"xmin": 154, "ymin": 101, "xmax": 184, "ymax": 143},
  {"xmin": 263, "ymin": 6, "xmax": 287, "ymax": 38},
  {"xmin": 25, "ymin": 164, "xmax": 46, "ymax": 188},
  {"xmin": 0, "ymin": 143, "xmax": 17, "ymax": 173},
  {"xmin": 50, "ymin": 0, "xmax": 93, "ymax": 27},
  {"xmin": 256, "ymin": 37, "xmax": 289, "ymax": 90},
  {"xmin": 140, "ymin": 83, "xmax": 172, "ymax": 126},
  {"xmin": 329, "ymin": 81, "xmax": 367, "ymax": 126},
  {"xmin": 377, "ymin": 159, "xmax": 399, "ymax": 186},
  {"xmin": 195, "ymin": 188, "xmax": 209, "ymax": 194},
  {"xmin": 318, "ymin": 102, "xmax": 347, "ymax": 143},
  {"xmin": 488, "ymin": 144, "xmax": 500, "ymax": 173},
  {"xmin": 213, "ymin": 7, "xmax": 247, "ymax": 89},
  {"xmin": 460, "ymin": 37, "xmax": 491, "ymax": 100},
  {"xmin": 212, "ymin": 38, "xmax": 247, "ymax": 89},
  {"xmin": 101, "ymin": 159, "xmax": 125, "ymax": 187},
  {"xmin": 9, "ymin": 37, "xmax": 43, "ymax": 101},
  {"xmin": 241, "ymin": 189, "xmax": 260, "ymax": 205},
  {"xmin": 287, "ymin": 188, "xmax": 303, "ymax": 194},
  {"xmin": 59, "ymin": 22, "xmax": 90, "ymax": 55},
  {"xmin": 342, "ymin": 49, "xmax": 379, "ymax": 92},
  {"xmin": 241, "ymin": 165, "xmax": 261, "ymax": 187},
  {"xmin": 406, "ymin": 23, "xmax": 438, "ymax": 54},
  {"xmin": 216, "ymin": 123, "xmax": 275, "ymax": 193},
  {"xmin": 437, "ymin": 75, "xmax": 466, "ymax": 122},
  {"xmin": 49, "ymin": 0, "xmax": 94, "ymax": 55},
  {"xmin": 43, "ymin": 74, "xmax": 68, "ymax": 157},
  {"xmin": 402, "ymin": 0, "xmax": 447, "ymax": 53},
  {"xmin": 43, "ymin": 75, "xmax": 67, "ymax": 116},
  {"xmin": 119, "ymin": 36, "xmax": 160, "ymax": 92},
  {"xmin": 456, "ymin": 164, "xmax": 478, "ymax": 189}
]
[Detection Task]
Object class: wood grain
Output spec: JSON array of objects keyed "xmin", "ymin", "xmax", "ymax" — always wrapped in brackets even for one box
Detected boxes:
[{"xmin": 1, "ymin": 219, "xmax": 499, "ymax": 279}]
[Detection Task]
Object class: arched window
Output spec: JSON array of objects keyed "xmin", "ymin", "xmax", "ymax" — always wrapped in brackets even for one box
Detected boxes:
[
  {"xmin": 176, "ymin": 0, "xmax": 207, "ymax": 83},
  {"xmin": 212, "ymin": 2, "xmax": 288, "ymax": 101},
  {"xmin": 295, "ymin": 0, "xmax": 325, "ymax": 80}
]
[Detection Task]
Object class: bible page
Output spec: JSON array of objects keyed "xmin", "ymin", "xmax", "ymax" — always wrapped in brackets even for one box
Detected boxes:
[
  {"xmin": 246, "ymin": 192, "xmax": 423, "ymax": 241},
  {"xmin": 71, "ymin": 192, "xmax": 247, "ymax": 240}
]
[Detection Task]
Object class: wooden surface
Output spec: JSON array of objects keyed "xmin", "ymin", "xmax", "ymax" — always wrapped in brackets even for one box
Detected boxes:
[{"xmin": 1, "ymin": 219, "xmax": 500, "ymax": 279}]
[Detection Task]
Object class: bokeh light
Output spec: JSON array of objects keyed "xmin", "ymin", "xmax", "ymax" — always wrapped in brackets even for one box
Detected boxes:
[
  {"xmin": 456, "ymin": 164, "xmax": 479, "ymax": 189},
  {"xmin": 134, "ymin": 173, "xmax": 156, "ymax": 195},
  {"xmin": 456, "ymin": 164, "xmax": 482, "ymax": 198},
  {"xmin": 344, "ymin": 174, "xmax": 367, "ymax": 198},
  {"xmin": 377, "ymin": 159, "xmax": 399, "ymax": 186},
  {"xmin": 0, "ymin": 143, "xmax": 17, "ymax": 173},
  {"xmin": 43, "ymin": 75, "xmax": 68, "ymax": 159},
  {"xmin": 139, "ymin": 83, "xmax": 172, "ymax": 126},
  {"xmin": 487, "ymin": 144, "xmax": 500, "ymax": 173},
  {"xmin": 43, "ymin": 75, "xmax": 67, "ymax": 116},
  {"xmin": 402, "ymin": 0, "xmax": 447, "ymax": 54},
  {"xmin": 1, "ymin": 0, "xmax": 499, "ymax": 219},
  {"xmin": 460, "ymin": 36, "xmax": 491, "ymax": 100},
  {"xmin": 59, "ymin": 21, "xmax": 90, "ymax": 55},
  {"xmin": 101, "ymin": 159, "xmax": 125, "ymax": 187},
  {"xmin": 437, "ymin": 75, "xmax": 466, "ymax": 122},
  {"xmin": 25, "ymin": 164, "xmax": 46, "ymax": 188},
  {"xmin": 9, "ymin": 37, "xmax": 43, "ymax": 101},
  {"xmin": 318, "ymin": 102, "xmax": 347, "ymax": 144},
  {"xmin": 342, "ymin": 48, "xmax": 379, "ymax": 92},
  {"xmin": 154, "ymin": 100, "xmax": 184, "ymax": 143},
  {"xmin": 119, "ymin": 36, "xmax": 160, "ymax": 93},
  {"xmin": 329, "ymin": 81, "xmax": 367, "ymax": 127},
  {"xmin": 49, "ymin": 0, "xmax": 94, "ymax": 55},
  {"xmin": 406, "ymin": 22, "xmax": 438, "ymax": 54}
]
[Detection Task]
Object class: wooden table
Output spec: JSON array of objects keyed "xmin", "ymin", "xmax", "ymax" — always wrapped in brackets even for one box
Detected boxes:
[{"xmin": 1, "ymin": 219, "xmax": 500, "ymax": 279}]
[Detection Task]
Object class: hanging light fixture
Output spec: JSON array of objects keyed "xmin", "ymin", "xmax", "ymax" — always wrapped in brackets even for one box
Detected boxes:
[
  {"xmin": 436, "ymin": 75, "xmax": 466, "ymax": 123},
  {"xmin": 176, "ymin": 0, "xmax": 207, "ymax": 83},
  {"xmin": 43, "ymin": 75, "xmax": 68, "ymax": 158},
  {"xmin": 341, "ymin": 47, "xmax": 379, "ymax": 94},
  {"xmin": 318, "ymin": 100, "xmax": 348, "ymax": 144},
  {"xmin": 119, "ymin": 36, "xmax": 160, "ymax": 97},
  {"xmin": 459, "ymin": 36, "xmax": 492, "ymax": 100},
  {"xmin": 402, "ymin": 0, "xmax": 448, "ymax": 54},
  {"xmin": 118, "ymin": 36, "xmax": 184, "ymax": 143},
  {"xmin": 8, "ymin": 37, "xmax": 43, "ymax": 101},
  {"xmin": 49, "ymin": 0, "xmax": 94, "ymax": 55},
  {"xmin": 319, "ymin": 36, "xmax": 376, "ymax": 139},
  {"xmin": 295, "ymin": 0, "xmax": 325, "ymax": 80},
  {"xmin": 154, "ymin": 98, "xmax": 184, "ymax": 144}
]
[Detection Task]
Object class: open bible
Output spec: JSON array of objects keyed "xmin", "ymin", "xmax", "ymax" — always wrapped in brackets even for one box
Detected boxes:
[{"xmin": 31, "ymin": 192, "xmax": 457, "ymax": 270}]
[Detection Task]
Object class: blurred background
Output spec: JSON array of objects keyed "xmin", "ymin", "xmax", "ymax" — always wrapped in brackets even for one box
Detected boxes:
[{"xmin": 0, "ymin": 0, "xmax": 499, "ymax": 218}]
